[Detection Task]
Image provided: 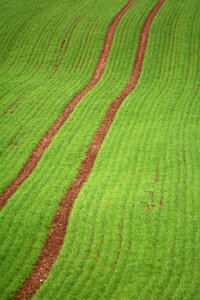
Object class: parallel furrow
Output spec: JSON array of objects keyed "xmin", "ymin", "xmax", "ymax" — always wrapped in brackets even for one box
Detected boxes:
[
  {"xmin": 14, "ymin": 1, "xmax": 165, "ymax": 298},
  {"xmin": 0, "ymin": 0, "xmax": 137, "ymax": 209}
]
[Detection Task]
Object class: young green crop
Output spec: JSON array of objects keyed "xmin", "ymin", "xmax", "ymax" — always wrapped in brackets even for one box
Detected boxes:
[
  {"xmin": 34, "ymin": 0, "xmax": 200, "ymax": 299},
  {"xmin": 0, "ymin": 0, "xmax": 129, "ymax": 190},
  {"xmin": 1, "ymin": 1, "xmax": 123, "ymax": 191},
  {"xmin": 1, "ymin": 0, "xmax": 200, "ymax": 299},
  {"xmin": 0, "ymin": 0, "xmax": 159, "ymax": 298}
]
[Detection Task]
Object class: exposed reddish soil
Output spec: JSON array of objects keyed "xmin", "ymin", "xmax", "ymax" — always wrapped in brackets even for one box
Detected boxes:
[
  {"xmin": 2, "ymin": 96, "xmax": 23, "ymax": 117},
  {"xmin": 14, "ymin": 0, "xmax": 165, "ymax": 299},
  {"xmin": 0, "ymin": 0, "xmax": 137, "ymax": 211}
]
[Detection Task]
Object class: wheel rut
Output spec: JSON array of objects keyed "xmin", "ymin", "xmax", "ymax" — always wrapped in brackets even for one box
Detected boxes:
[
  {"xmin": 0, "ymin": 0, "xmax": 137, "ymax": 210},
  {"xmin": 14, "ymin": 0, "xmax": 165, "ymax": 299}
]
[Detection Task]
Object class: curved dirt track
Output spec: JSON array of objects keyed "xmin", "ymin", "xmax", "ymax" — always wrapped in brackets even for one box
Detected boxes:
[
  {"xmin": 0, "ymin": 0, "xmax": 137, "ymax": 210},
  {"xmin": 15, "ymin": 0, "xmax": 166, "ymax": 299}
]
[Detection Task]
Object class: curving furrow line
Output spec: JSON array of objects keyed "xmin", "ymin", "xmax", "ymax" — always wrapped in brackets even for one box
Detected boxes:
[
  {"xmin": 0, "ymin": 7, "xmax": 99, "ymax": 114},
  {"xmin": 46, "ymin": 16, "xmax": 137, "ymax": 297},
  {"xmin": 0, "ymin": 0, "xmax": 138, "ymax": 210},
  {"xmin": 0, "ymin": 0, "xmax": 126, "ymax": 192},
  {"xmin": 35, "ymin": 1, "xmax": 172, "ymax": 297},
  {"xmin": 0, "ymin": 0, "xmax": 130, "ymax": 178},
  {"xmin": 0, "ymin": 12, "xmax": 92, "ymax": 122},
  {"xmin": 136, "ymin": 2, "xmax": 187, "ymax": 297},
  {"xmin": 14, "ymin": 0, "xmax": 165, "ymax": 299},
  {"xmin": 0, "ymin": 0, "xmax": 134, "ymax": 244},
  {"xmin": 0, "ymin": 1, "xmax": 141, "ymax": 299},
  {"xmin": 0, "ymin": 11, "xmax": 85, "ymax": 118},
  {"xmin": 105, "ymin": 2, "xmax": 182, "ymax": 296},
  {"xmin": 65, "ymin": 1, "xmax": 200, "ymax": 299},
  {"xmin": 138, "ymin": 13, "xmax": 188, "ymax": 300},
  {"xmin": 59, "ymin": 13, "xmax": 143, "ymax": 296}
]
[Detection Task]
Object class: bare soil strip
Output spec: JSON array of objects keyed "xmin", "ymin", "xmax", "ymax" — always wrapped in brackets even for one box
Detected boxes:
[
  {"xmin": 15, "ymin": 0, "xmax": 165, "ymax": 298},
  {"xmin": 0, "ymin": 0, "xmax": 137, "ymax": 210}
]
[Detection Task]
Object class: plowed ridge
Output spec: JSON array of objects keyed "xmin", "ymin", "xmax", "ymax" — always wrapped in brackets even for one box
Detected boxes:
[
  {"xmin": 15, "ymin": 0, "xmax": 165, "ymax": 299},
  {"xmin": 0, "ymin": 0, "xmax": 137, "ymax": 210}
]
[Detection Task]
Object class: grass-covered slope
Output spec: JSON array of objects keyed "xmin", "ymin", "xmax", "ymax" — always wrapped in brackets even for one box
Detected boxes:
[
  {"xmin": 35, "ymin": 0, "xmax": 200, "ymax": 299},
  {"xmin": 0, "ymin": 0, "xmax": 132, "ymax": 192},
  {"xmin": 0, "ymin": 0, "xmax": 199, "ymax": 299},
  {"xmin": 0, "ymin": 0, "xmax": 159, "ymax": 298}
]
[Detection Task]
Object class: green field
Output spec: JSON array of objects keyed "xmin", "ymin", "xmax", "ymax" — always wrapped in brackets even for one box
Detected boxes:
[{"xmin": 0, "ymin": 0, "xmax": 200, "ymax": 299}]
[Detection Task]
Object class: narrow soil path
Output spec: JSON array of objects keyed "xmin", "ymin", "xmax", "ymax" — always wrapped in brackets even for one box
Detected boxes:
[
  {"xmin": 0, "ymin": 0, "xmax": 137, "ymax": 210},
  {"xmin": 15, "ymin": 0, "xmax": 165, "ymax": 298}
]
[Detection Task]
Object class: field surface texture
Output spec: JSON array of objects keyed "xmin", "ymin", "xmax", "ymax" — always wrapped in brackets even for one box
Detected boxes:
[{"xmin": 0, "ymin": 0, "xmax": 200, "ymax": 299}]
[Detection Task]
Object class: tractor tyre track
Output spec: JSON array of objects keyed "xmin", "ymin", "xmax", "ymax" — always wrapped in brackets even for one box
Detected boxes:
[
  {"xmin": 14, "ymin": 0, "xmax": 165, "ymax": 299},
  {"xmin": 0, "ymin": 0, "xmax": 137, "ymax": 210}
]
